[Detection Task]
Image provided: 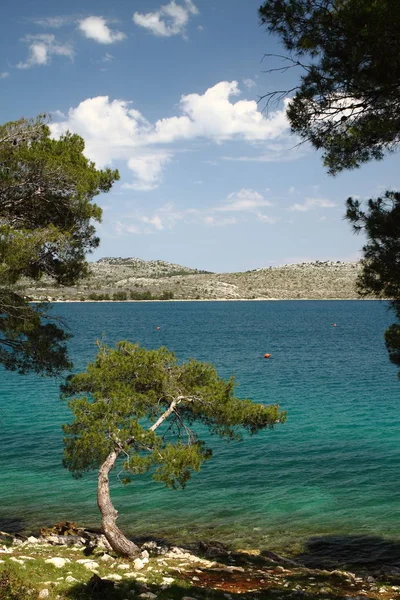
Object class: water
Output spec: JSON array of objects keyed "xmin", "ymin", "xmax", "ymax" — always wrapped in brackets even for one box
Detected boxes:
[{"xmin": 0, "ymin": 300, "xmax": 399, "ymax": 554}]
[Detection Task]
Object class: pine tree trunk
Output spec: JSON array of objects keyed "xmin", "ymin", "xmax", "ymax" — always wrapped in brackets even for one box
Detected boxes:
[{"xmin": 97, "ymin": 449, "xmax": 140, "ymax": 557}]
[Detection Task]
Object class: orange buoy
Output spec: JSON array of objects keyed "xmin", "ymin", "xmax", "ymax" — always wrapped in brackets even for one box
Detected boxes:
[{"xmin": 264, "ymin": 353, "xmax": 271, "ymax": 359}]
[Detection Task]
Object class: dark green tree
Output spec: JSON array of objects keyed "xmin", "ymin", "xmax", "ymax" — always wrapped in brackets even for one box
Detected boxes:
[
  {"xmin": 259, "ymin": 0, "xmax": 400, "ymax": 175},
  {"xmin": 346, "ymin": 191, "xmax": 400, "ymax": 372},
  {"xmin": 0, "ymin": 115, "xmax": 119, "ymax": 375},
  {"xmin": 259, "ymin": 0, "xmax": 400, "ymax": 374},
  {"xmin": 62, "ymin": 341, "xmax": 286, "ymax": 556}
]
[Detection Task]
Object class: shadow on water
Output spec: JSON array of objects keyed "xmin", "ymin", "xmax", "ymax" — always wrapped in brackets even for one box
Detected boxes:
[
  {"xmin": 0, "ymin": 516, "xmax": 26, "ymax": 534},
  {"xmin": 293, "ymin": 534, "xmax": 400, "ymax": 572}
]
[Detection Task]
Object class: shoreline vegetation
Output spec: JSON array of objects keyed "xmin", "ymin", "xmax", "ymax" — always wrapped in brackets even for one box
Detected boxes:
[
  {"xmin": 21, "ymin": 257, "xmax": 379, "ymax": 303},
  {"xmin": 1, "ymin": 522, "xmax": 399, "ymax": 600}
]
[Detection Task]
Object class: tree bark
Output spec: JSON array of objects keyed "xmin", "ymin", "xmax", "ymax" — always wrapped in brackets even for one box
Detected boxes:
[{"xmin": 97, "ymin": 448, "xmax": 140, "ymax": 557}]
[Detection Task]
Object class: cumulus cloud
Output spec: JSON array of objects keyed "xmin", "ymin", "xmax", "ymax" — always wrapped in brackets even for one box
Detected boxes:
[
  {"xmin": 17, "ymin": 34, "xmax": 73, "ymax": 68},
  {"xmin": 51, "ymin": 81, "xmax": 289, "ymax": 190},
  {"xmin": 151, "ymin": 82, "xmax": 288, "ymax": 143},
  {"xmin": 133, "ymin": 0, "xmax": 198, "ymax": 37},
  {"xmin": 124, "ymin": 153, "xmax": 172, "ymax": 191},
  {"xmin": 78, "ymin": 17, "xmax": 126, "ymax": 44},
  {"xmin": 218, "ymin": 189, "xmax": 273, "ymax": 212},
  {"xmin": 289, "ymin": 198, "xmax": 337, "ymax": 212}
]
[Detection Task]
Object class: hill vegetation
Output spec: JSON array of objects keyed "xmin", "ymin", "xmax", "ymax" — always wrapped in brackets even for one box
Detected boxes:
[{"xmin": 20, "ymin": 258, "xmax": 369, "ymax": 302}]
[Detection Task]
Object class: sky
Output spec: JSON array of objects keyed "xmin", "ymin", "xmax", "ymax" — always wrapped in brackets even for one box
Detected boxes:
[{"xmin": 1, "ymin": 0, "xmax": 399, "ymax": 272}]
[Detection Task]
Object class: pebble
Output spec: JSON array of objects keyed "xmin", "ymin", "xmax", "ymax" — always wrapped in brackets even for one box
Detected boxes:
[
  {"xmin": 106, "ymin": 573, "xmax": 123, "ymax": 581},
  {"xmin": 134, "ymin": 558, "xmax": 144, "ymax": 570},
  {"xmin": 45, "ymin": 557, "xmax": 70, "ymax": 568},
  {"xmin": 100, "ymin": 553, "xmax": 113, "ymax": 562},
  {"xmin": 9, "ymin": 557, "xmax": 25, "ymax": 565},
  {"xmin": 26, "ymin": 536, "xmax": 39, "ymax": 545},
  {"xmin": 80, "ymin": 560, "xmax": 99, "ymax": 570}
]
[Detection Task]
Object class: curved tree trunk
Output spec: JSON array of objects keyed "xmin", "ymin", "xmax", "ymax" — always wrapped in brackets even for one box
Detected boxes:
[{"xmin": 97, "ymin": 449, "xmax": 140, "ymax": 557}]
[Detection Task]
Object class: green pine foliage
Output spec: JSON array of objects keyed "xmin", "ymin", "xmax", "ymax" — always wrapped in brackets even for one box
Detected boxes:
[
  {"xmin": 346, "ymin": 191, "xmax": 400, "ymax": 373},
  {"xmin": 0, "ymin": 115, "xmax": 119, "ymax": 375},
  {"xmin": 63, "ymin": 342, "xmax": 286, "ymax": 489},
  {"xmin": 259, "ymin": 0, "xmax": 400, "ymax": 174}
]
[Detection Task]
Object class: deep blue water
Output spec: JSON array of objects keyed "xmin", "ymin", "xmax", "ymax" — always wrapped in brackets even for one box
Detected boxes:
[{"xmin": 1, "ymin": 300, "xmax": 399, "ymax": 552}]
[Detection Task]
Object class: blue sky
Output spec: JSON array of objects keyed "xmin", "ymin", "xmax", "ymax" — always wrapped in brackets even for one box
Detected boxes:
[{"xmin": 1, "ymin": 0, "xmax": 398, "ymax": 272}]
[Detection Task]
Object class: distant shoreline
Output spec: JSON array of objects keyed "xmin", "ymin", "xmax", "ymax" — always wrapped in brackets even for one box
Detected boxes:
[{"xmin": 44, "ymin": 297, "xmax": 382, "ymax": 303}]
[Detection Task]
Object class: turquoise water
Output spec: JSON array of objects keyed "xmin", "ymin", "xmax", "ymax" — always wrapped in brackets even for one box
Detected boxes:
[{"xmin": 1, "ymin": 300, "xmax": 399, "ymax": 553}]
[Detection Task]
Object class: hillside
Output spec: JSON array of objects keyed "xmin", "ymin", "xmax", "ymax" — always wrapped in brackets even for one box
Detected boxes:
[{"xmin": 22, "ymin": 258, "xmax": 368, "ymax": 301}]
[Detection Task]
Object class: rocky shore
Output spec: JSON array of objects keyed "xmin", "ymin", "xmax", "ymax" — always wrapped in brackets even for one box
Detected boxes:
[{"xmin": 1, "ymin": 523, "xmax": 399, "ymax": 600}]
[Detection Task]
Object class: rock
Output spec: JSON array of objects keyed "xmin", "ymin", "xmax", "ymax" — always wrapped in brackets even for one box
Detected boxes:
[
  {"xmin": 95, "ymin": 534, "xmax": 113, "ymax": 551},
  {"xmin": 182, "ymin": 597, "xmax": 198, "ymax": 600},
  {"xmin": 170, "ymin": 546, "xmax": 185, "ymax": 555},
  {"xmin": 134, "ymin": 558, "xmax": 144, "ymax": 570},
  {"xmin": 100, "ymin": 553, "xmax": 113, "ymax": 562},
  {"xmin": 45, "ymin": 557, "xmax": 70, "ymax": 568},
  {"xmin": 65, "ymin": 576, "xmax": 79, "ymax": 583},
  {"xmin": 39, "ymin": 590, "xmax": 49, "ymax": 599},
  {"xmin": 261, "ymin": 549, "xmax": 299, "ymax": 567},
  {"xmin": 138, "ymin": 593, "xmax": 157, "ymax": 600},
  {"xmin": 330, "ymin": 569, "xmax": 356, "ymax": 581},
  {"xmin": 117, "ymin": 563, "xmax": 130, "ymax": 570},
  {"xmin": 9, "ymin": 557, "xmax": 25, "ymax": 565},
  {"xmin": 162, "ymin": 576, "xmax": 175, "ymax": 585},
  {"xmin": 12, "ymin": 538, "xmax": 24, "ymax": 546},
  {"xmin": 26, "ymin": 536, "xmax": 39, "ymax": 545},
  {"xmin": 141, "ymin": 549, "xmax": 150, "ymax": 559},
  {"xmin": 80, "ymin": 560, "xmax": 99, "ymax": 570},
  {"xmin": 105, "ymin": 574, "xmax": 123, "ymax": 581}
]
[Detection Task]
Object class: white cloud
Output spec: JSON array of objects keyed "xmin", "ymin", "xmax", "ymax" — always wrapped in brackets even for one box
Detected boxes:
[
  {"xmin": 203, "ymin": 215, "xmax": 238, "ymax": 227},
  {"xmin": 17, "ymin": 34, "xmax": 73, "ymax": 68},
  {"xmin": 51, "ymin": 81, "xmax": 289, "ymax": 190},
  {"xmin": 150, "ymin": 82, "xmax": 288, "ymax": 143},
  {"xmin": 289, "ymin": 198, "xmax": 337, "ymax": 212},
  {"xmin": 34, "ymin": 16, "xmax": 74, "ymax": 28},
  {"xmin": 0, "ymin": 72, "xmax": 9, "ymax": 79},
  {"xmin": 218, "ymin": 189, "xmax": 272, "ymax": 212},
  {"xmin": 123, "ymin": 153, "xmax": 172, "ymax": 191},
  {"xmin": 256, "ymin": 213, "xmax": 279, "ymax": 224},
  {"xmin": 133, "ymin": 0, "xmax": 198, "ymax": 37},
  {"xmin": 102, "ymin": 52, "xmax": 114, "ymax": 62},
  {"xmin": 116, "ymin": 203, "xmax": 184, "ymax": 235},
  {"xmin": 243, "ymin": 78, "xmax": 256, "ymax": 89},
  {"xmin": 78, "ymin": 17, "xmax": 126, "ymax": 44}
]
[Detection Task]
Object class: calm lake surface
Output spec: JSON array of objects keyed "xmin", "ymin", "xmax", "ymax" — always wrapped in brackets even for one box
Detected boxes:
[{"xmin": 1, "ymin": 300, "xmax": 399, "ymax": 552}]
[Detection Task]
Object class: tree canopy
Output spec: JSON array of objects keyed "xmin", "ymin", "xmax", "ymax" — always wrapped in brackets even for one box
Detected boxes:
[
  {"xmin": 0, "ymin": 115, "xmax": 119, "ymax": 375},
  {"xmin": 259, "ymin": 0, "xmax": 400, "ymax": 175},
  {"xmin": 346, "ymin": 191, "xmax": 400, "ymax": 372},
  {"xmin": 62, "ymin": 341, "xmax": 286, "ymax": 556}
]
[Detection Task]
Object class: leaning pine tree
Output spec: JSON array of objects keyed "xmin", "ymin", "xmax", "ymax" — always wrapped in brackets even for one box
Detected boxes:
[{"xmin": 62, "ymin": 342, "xmax": 286, "ymax": 557}]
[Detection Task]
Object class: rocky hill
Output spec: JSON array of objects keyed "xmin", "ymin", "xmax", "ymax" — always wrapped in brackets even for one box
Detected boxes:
[{"xmin": 23, "ymin": 258, "xmax": 368, "ymax": 301}]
